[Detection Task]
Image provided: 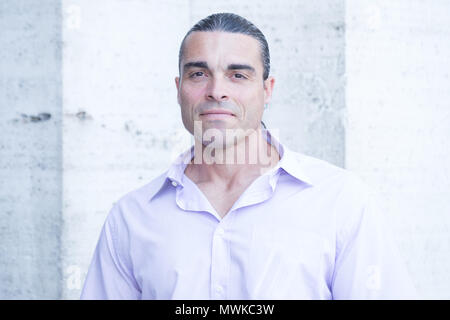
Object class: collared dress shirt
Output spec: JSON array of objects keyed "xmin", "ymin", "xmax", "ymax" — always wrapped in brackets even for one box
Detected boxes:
[{"xmin": 80, "ymin": 129, "xmax": 418, "ymax": 300}]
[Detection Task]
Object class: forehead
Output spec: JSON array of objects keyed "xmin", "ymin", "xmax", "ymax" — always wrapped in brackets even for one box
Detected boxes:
[{"xmin": 182, "ymin": 31, "xmax": 262, "ymax": 69}]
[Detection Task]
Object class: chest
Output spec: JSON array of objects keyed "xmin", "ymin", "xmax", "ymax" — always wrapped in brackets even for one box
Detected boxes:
[
  {"xmin": 130, "ymin": 204, "xmax": 334, "ymax": 299},
  {"xmin": 196, "ymin": 183, "xmax": 249, "ymax": 218}
]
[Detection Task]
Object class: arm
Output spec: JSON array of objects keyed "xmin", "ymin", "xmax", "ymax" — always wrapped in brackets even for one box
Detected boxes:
[
  {"xmin": 331, "ymin": 177, "xmax": 418, "ymax": 299},
  {"xmin": 80, "ymin": 204, "xmax": 141, "ymax": 299}
]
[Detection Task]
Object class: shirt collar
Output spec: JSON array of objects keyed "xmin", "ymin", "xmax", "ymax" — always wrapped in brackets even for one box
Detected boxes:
[
  {"xmin": 148, "ymin": 128, "xmax": 314, "ymax": 202},
  {"xmin": 267, "ymin": 129, "xmax": 314, "ymax": 187}
]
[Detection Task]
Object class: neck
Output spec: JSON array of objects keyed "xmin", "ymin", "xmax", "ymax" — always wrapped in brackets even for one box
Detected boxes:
[{"xmin": 185, "ymin": 128, "xmax": 280, "ymax": 188}]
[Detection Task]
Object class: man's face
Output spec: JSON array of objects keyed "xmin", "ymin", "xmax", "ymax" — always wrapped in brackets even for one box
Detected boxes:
[{"xmin": 175, "ymin": 31, "xmax": 275, "ymax": 146}]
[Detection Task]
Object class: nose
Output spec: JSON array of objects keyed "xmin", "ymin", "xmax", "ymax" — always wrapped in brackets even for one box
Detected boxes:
[{"xmin": 206, "ymin": 78, "xmax": 229, "ymax": 102}]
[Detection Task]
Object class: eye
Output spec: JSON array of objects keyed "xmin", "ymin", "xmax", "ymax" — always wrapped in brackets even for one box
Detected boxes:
[
  {"xmin": 190, "ymin": 71, "xmax": 205, "ymax": 78},
  {"xmin": 233, "ymin": 73, "xmax": 247, "ymax": 79}
]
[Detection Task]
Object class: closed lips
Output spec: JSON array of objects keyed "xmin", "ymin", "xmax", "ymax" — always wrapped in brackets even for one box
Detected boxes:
[{"xmin": 200, "ymin": 110, "xmax": 235, "ymax": 116}]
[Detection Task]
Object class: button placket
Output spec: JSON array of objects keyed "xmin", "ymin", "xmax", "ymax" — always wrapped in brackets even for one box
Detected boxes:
[{"xmin": 210, "ymin": 224, "xmax": 229, "ymax": 299}]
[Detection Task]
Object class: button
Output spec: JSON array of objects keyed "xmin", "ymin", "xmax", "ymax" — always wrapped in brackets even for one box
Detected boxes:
[
  {"xmin": 171, "ymin": 181, "xmax": 178, "ymax": 187},
  {"xmin": 216, "ymin": 227, "xmax": 225, "ymax": 236},
  {"xmin": 215, "ymin": 285, "xmax": 224, "ymax": 294}
]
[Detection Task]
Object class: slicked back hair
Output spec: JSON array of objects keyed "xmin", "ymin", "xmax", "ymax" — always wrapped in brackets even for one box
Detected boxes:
[{"xmin": 178, "ymin": 13, "xmax": 270, "ymax": 81}]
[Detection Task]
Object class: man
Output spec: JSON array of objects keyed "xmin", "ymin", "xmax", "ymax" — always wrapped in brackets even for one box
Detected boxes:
[{"xmin": 80, "ymin": 13, "xmax": 417, "ymax": 299}]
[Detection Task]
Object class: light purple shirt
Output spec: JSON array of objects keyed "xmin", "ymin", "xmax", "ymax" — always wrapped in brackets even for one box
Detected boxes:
[{"xmin": 80, "ymin": 130, "xmax": 418, "ymax": 300}]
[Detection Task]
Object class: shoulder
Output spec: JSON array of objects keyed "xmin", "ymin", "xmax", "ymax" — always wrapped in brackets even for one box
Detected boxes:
[
  {"xmin": 107, "ymin": 170, "xmax": 169, "ymax": 222},
  {"xmin": 299, "ymin": 153, "xmax": 382, "ymax": 231},
  {"xmin": 292, "ymin": 153, "xmax": 383, "ymax": 246},
  {"xmin": 291, "ymin": 150, "xmax": 368, "ymax": 194},
  {"xmin": 286, "ymin": 150, "xmax": 375, "ymax": 232}
]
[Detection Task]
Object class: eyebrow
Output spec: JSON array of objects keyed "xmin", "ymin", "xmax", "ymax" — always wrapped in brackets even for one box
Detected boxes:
[
  {"xmin": 183, "ymin": 61, "xmax": 256, "ymax": 74},
  {"xmin": 227, "ymin": 64, "xmax": 256, "ymax": 74},
  {"xmin": 183, "ymin": 61, "xmax": 209, "ymax": 71}
]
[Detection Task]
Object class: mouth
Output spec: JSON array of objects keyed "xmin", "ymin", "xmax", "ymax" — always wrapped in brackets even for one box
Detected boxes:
[
  {"xmin": 200, "ymin": 109, "xmax": 235, "ymax": 116},
  {"xmin": 200, "ymin": 109, "xmax": 236, "ymax": 119}
]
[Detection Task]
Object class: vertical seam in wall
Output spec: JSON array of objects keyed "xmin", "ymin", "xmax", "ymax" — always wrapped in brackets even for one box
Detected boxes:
[
  {"xmin": 56, "ymin": 0, "xmax": 64, "ymax": 300},
  {"xmin": 188, "ymin": 0, "xmax": 193, "ymax": 25},
  {"xmin": 343, "ymin": 0, "xmax": 347, "ymax": 169}
]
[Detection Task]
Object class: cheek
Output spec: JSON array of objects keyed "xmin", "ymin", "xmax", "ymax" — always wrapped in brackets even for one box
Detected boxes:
[
  {"xmin": 180, "ymin": 83, "xmax": 204, "ymax": 105},
  {"xmin": 179, "ymin": 84, "xmax": 205, "ymax": 132},
  {"xmin": 242, "ymin": 82, "xmax": 264, "ymax": 101},
  {"xmin": 242, "ymin": 86, "xmax": 265, "ymax": 113}
]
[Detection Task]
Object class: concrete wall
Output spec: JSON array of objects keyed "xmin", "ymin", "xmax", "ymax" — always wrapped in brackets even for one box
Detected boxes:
[
  {"xmin": 1, "ymin": 0, "xmax": 449, "ymax": 299},
  {"xmin": 190, "ymin": 0, "xmax": 346, "ymax": 166},
  {"xmin": 61, "ymin": 0, "xmax": 191, "ymax": 299},
  {"xmin": 345, "ymin": 0, "xmax": 450, "ymax": 299},
  {"xmin": 0, "ymin": 0, "xmax": 62, "ymax": 299},
  {"xmin": 60, "ymin": 0, "xmax": 345, "ymax": 299}
]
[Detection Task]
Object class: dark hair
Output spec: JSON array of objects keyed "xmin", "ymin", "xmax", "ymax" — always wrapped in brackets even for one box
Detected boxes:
[{"xmin": 178, "ymin": 13, "xmax": 270, "ymax": 80}]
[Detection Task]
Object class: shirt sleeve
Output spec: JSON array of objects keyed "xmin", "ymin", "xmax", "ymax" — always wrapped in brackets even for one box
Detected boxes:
[
  {"xmin": 80, "ymin": 204, "xmax": 141, "ymax": 299},
  {"xmin": 331, "ymin": 176, "xmax": 419, "ymax": 299}
]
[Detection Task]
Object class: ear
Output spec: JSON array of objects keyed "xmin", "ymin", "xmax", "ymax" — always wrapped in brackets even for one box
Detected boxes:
[
  {"xmin": 175, "ymin": 76, "xmax": 180, "ymax": 91},
  {"xmin": 175, "ymin": 76, "xmax": 181, "ymax": 104},
  {"xmin": 263, "ymin": 76, "xmax": 275, "ymax": 105}
]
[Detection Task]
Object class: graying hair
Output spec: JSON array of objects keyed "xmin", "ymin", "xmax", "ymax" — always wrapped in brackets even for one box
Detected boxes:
[{"xmin": 178, "ymin": 13, "xmax": 271, "ymax": 80}]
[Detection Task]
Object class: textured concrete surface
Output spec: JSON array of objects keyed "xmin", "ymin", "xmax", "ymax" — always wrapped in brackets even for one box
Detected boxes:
[
  {"xmin": 189, "ymin": 0, "xmax": 346, "ymax": 166},
  {"xmin": 61, "ymin": 0, "xmax": 346, "ymax": 300},
  {"xmin": 61, "ymin": 0, "xmax": 191, "ymax": 299},
  {"xmin": 0, "ymin": 0, "xmax": 62, "ymax": 299},
  {"xmin": 346, "ymin": 0, "xmax": 450, "ymax": 299},
  {"xmin": 1, "ymin": 0, "xmax": 449, "ymax": 300}
]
